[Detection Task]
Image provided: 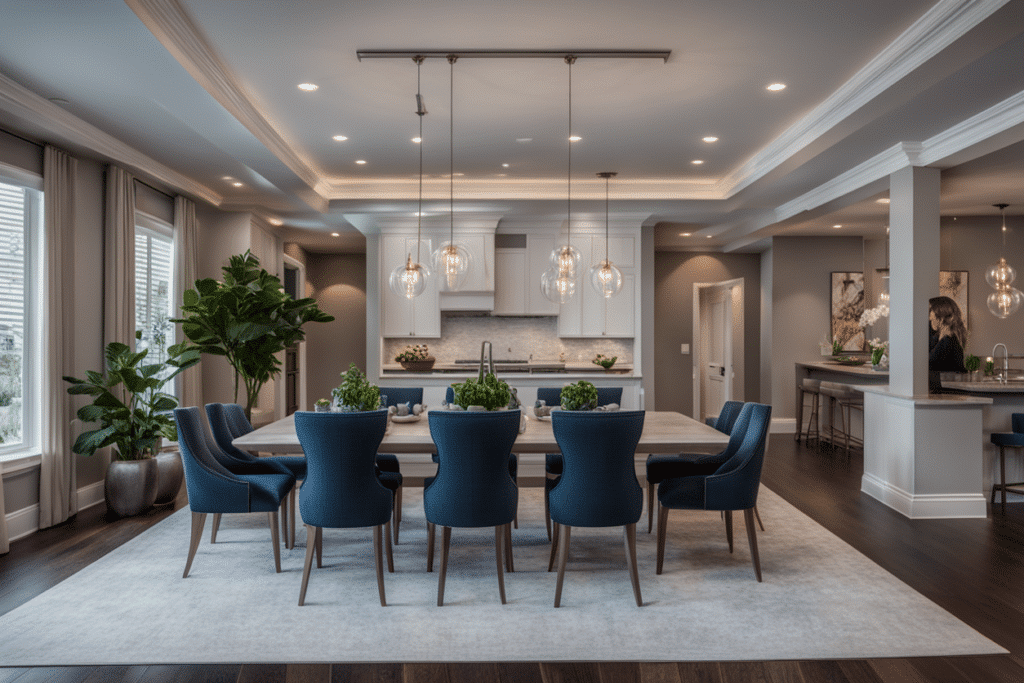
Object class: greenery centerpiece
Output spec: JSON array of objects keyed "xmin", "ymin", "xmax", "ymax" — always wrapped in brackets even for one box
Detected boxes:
[
  {"xmin": 173, "ymin": 251, "xmax": 333, "ymax": 422},
  {"xmin": 332, "ymin": 364, "xmax": 382, "ymax": 411},
  {"xmin": 560, "ymin": 380, "xmax": 599, "ymax": 411},
  {"xmin": 450, "ymin": 372, "xmax": 512, "ymax": 411},
  {"xmin": 592, "ymin": 353, "xmax": 617, "ymax": 370}
]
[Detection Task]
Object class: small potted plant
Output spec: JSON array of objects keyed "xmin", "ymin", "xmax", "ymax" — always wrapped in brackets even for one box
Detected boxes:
[
  {"xmin": 63, "ymin": 334, "xmax": 200, "ymax": 517},
  {"xmin": 560, "ymin": 380, "xmax": 599, "ymax": 411},
  {"xmin": 332, "ymin": 364, "xmax": 383, "ymax": 411},
  {"xmin": 868, "ymin": 338, "xmax": 889, "ymax": 370},
  {"xmin": 450, "ymin": 372, "xmax": 513, "ymax": 411},
  {"xmin": 592, "ymin": 353, "xmax": 617, "ymax": 370},
  {"xmin": 314, "ymin": 398, "xmax": 331, "ymax": 412},
  {"xmin": 964, "ymin": 354, "xmax": 981, "ymax": 381},
  {"xmin": 395, "ymin": 344, "xmax": 435, "ymax": 372}
]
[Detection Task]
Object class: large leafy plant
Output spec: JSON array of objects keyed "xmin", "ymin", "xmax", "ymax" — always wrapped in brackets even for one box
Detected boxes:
[
  {"xmin": 173, "ymin": 251, "xmax": 334, "ymax": 421},
  {"xmin": 451, "ymin": 372, "xmax": 512, "ymax": 411},
  {"xmin": 560, "ymin": 380, "xmax": 598, "ymax": 411},
  {"xmin": 332, "ymin": 364, "xmax": 381, "ymax": 411},
  {"xmin": 64, "ymin": 335, "xmax": 200, "ymax": 460}
]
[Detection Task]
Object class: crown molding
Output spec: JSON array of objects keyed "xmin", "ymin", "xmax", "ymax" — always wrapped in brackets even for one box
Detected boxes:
[
  {"xmin": 324, "ymin": 177, "xmax": 721, "ymax": 201},
  {"xmin": 0, "ymin": 73, "xmax": 220, "ymax": 204},
  {"xmin": 125, "ymin": 0, "xmax": 326, "ymax": 200},
  {"xmin": 714, "ymin": 0, "xmax": 1009, "ymax": 198},
  {"xmin": 919, "ymin": 88, "xmax": 1024, "ymax": 166}
]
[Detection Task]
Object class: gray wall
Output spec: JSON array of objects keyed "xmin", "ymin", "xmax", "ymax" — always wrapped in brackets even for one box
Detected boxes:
[
  {"xmin": 304, "ymin": 253, "xmax": 368, "ymax": 407},
  {"xmin": 654, "ymin": 250, "xmax": 761, "ymax": 416}
]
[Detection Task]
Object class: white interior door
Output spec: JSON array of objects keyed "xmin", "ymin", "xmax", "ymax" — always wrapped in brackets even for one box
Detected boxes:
[{"xmin": 703, "ymin": 286, "xmax": 732, "ymax": 421}]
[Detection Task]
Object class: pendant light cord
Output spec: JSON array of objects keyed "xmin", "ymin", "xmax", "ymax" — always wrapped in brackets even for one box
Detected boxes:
[
  {"xmin": 566, "ymin": 55, "xmax": 575, "ymax": 251},
  {"xmin": 448, "ymin": 55, "xmax": 457, "ymax": 245},
  {"xmin": 605, "ymin": 173, "xmax": 610, "ymax": 262},
  {"xmin": 415, "ymin": 56, "xmax": 424, "ymax": 265}
]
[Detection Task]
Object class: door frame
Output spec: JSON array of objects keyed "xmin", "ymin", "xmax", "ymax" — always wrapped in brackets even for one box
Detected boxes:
[
  {"xmin": 282, "ymin": 254, "xmax": 308, "ymax": 412},
  {"xmin": 692, "ymin": 277, "xmax": 744, "ymax": 422}
]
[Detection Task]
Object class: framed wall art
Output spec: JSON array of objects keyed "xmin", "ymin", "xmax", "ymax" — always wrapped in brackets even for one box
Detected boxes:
[
  {"xmin": 939, "ymin": 270, "xmax": 969, "ymax": 328},
  {"xmin": 831, "ymin": 271, "xmax": 865, "ymax": 352}
]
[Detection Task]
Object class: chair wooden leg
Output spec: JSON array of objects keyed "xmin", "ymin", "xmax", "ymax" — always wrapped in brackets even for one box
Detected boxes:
[
  {"xmin": 298, "ymin": 524, "xmax": 317, "ymax": 606},
  {"xmin": 289, "ymin": 485, "xmax": 297, "ymax": 549},
  {"xmin": 553, "ymin": 525, "xmax": 572, "ymax": 607},
  {"xmin": 374, "ymin": 524, "xmax": 387, "ymax": 606},
  {"xmin": 647, "ymin": 481, "xmax": 655, "ymax": 533},
  {"xmin": 280, "ymin": 500, "xmax": 288, "ymax": 548},
  {"xmin": 184, "ymin": 512, "xmax": 206, "ymax": 578},
  {"xmin": 210, "ymin": 513, "xmax": 221, "ymax": 544},
  {"xmin": 384, "ymin": 520, "xmax": 394, "ymax": 573},
  {"xmin": 744, "ymin": 508, "xmax": 763, "ymax": 582},
  {"xmin": 753, "ymin": 505, "xmax": 765, "ymax": 532},
  {"xmin": 494, "ymin": 526, "xmax": 507, "ymax": 605},
  {"xmin": 427, "ymin": 522, "xmax": 436, "ymax": 572},
  {"xmin": 393, "ymin": 486, "xmax": 402, "ymax": 544},
  {"xmin": 724, "ymin": 510, "xmax": 733, "ymax": 553},
  {"xmin": 544, "ymin": 486, "xmax": 552, "ymax": 541},
  {"xmin": 623, "ymin": 523, "xmax": 643, "ymax": 607},
  {"xmin": 548, "ymin": 522, "xmax": 560, "ymax": 572},
  {"xmin": 1000, "ymin": 445, "xmax": 1007, "ymax": 514},
  {"xmin": 437, "ymin": 526, "xmax": 451, "ymax": 606},
  {"xmin": 656, "ymin": 506, "xmax": 669, "ymax": 575},
  {"xmin": 504, "ymin": 522, "xmax": 514, "ymax": 572},
  {"xmin": 268, "ymin": 511, "xmax": 281, "ymax": 573},
  {"xmin": 315, "ymin": 526, "xmax": 323, "ymax": 568}
]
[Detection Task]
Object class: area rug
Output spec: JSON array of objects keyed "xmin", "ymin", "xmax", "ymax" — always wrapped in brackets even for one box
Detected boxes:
[{"xmin": 0, "ymin": 486, "xmax": 1004, "ymax": 664}]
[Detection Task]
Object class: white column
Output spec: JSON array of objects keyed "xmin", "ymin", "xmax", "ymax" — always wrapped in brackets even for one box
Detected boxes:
[{"xmin": 887, "ymin": 166, "xmax": 939, "ymax": 398}]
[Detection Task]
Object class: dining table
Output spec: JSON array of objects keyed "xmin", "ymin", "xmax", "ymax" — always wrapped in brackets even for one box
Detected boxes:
[{"xmin": 233, "ymin": 409, "xmax": 731, "ymax": 482}]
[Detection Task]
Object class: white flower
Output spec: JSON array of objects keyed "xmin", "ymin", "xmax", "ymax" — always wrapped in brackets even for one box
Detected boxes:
[{"xmin": 859, "ymin": 303, "xmax": 890, "ymax": 328}]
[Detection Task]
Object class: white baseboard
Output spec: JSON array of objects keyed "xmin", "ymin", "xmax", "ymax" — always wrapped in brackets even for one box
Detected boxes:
[
  {"xmin": 5, "ymin": 480, "xmax": 107, "ymax": 543},
  {"xmin": 771, "ymin": 417, "xmax": 797, "ymax": 434},
  {"xmin": 861, "ymin": 472, "xmax": 988, "ymax": 519}
]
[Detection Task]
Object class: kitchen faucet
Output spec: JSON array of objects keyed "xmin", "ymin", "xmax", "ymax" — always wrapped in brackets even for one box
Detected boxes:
[{"xmin": 993, "ymin": 343, "xmax": 1008, "ymax": 383}]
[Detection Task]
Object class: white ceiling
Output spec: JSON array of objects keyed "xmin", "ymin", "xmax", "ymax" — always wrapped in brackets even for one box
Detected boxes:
[{"xmin": 0, "ymin": 0, "xmax": 1022, "ymax": 253}]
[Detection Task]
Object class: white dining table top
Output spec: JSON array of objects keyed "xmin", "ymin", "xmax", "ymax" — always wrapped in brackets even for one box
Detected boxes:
[{"xmin": 232, "ymin": 409, "xmax": 730, "ymax": 455}]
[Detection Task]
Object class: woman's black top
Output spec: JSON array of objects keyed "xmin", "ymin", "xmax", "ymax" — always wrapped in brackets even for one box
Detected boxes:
[{"xmin": 929, "ymin": 332, "xmax": 965, "ymax": 392}]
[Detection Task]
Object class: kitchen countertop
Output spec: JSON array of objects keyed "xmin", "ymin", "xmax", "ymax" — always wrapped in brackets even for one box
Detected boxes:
[
  {"xmin": 797, "ymin": 360, "xmax": 888, "ymax": 377},
  {"xmin": 382, "ymin": 361, "xmax": 634, "ymax": 375},
  {"xmin": 942, "ymin": 380, "xmax": 1024, "ymax": 394}
]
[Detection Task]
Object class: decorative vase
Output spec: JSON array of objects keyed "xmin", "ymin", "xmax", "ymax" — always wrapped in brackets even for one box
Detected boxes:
[
  {"xmin": 153, "ymin": 450, "xmax": 184, "ymax": 505},
  {"xmin": 105, "ymin": 457, "xmax": 159, "ymax": 517}
]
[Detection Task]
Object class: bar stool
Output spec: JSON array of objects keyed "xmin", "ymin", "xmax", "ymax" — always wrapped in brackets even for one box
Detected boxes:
[
  {"xmin": 796, "ymin": 378, "xmax": 821, "ymax": 446},
  {"xmin": 819, "ymin": 382, "xmax": 863, "ymax": 460},
  {"xmin": 990, "ymin": 413, "xmax": 1024, "ymax": 514}
]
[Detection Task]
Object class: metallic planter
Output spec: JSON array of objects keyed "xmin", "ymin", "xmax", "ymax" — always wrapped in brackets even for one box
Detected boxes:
[
  {"xmin": 153, "ymin": 451, "xmax": 184, "ymax": 505},
  {"xmin": 105, "ymin": 458, "xmax": 159, "ymax": 517}
]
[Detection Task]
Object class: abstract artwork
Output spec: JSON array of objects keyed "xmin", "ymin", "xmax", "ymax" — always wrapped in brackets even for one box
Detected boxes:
[
  {"xmin": 831, "ymin": 272, "xmax": 865, "ymax": 352},
  {"xmin": 939, "ymin": 270, "xmax": 969, "ymax": 328}
]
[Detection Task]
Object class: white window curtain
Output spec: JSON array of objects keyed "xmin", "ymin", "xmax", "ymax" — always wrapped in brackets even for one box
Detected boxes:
[
  {"xmin": 174, "ymin": 195, "xmax": 201, "ymax": 409},
  {"xmin": 104, "ymin": 166, "xmax": 136, "ymax": 350},
  {"xmin": 39, "ymin": 145, "xmax": 77, "ymax": 529}
]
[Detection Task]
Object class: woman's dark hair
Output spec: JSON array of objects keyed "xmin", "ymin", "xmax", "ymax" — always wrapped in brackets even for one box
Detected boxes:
[{"xmin": 929, "ymin": 295, "xmax": 967, "ymax": 349}]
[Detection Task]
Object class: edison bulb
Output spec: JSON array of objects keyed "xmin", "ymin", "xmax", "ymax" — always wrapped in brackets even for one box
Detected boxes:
[
  {"xmin": 985, "ymin": 257, "xmax": 1016, "ymax": 288},
  {"xmin": 987, "ymin": 285, "xmax": 1023, "ymax": 319},
  {"xmin": 389, "ymin": 255, "xmax": 429, "ymax": 299},
  {"xmin": 589, "ymin": 259, "xmax": 623, "ymax": 298},
  {"xmin": 431, "ymin": 241, "xmax": 471, "ymax": 291},
  {"xmin": 541, "ymin": 266, "xmax": 576, "ymax": 304},
  {"xmin": 549, "ymin": 245, "xmax": 581, "ymax": 278}
]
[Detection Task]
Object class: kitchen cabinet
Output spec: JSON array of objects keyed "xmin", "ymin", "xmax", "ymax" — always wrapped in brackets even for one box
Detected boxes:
[
  {"xmin": 436, "ymin": 232, "xmax": 494, "ymax": 294},
  {"xmin": 380, "ymin": 233, "xmax": 440, "ymax": 337},
  {"xmin": 557, "ymin": 233, "xmax": 637, "ymax": 337},
  {"xmin": 492, "ymin": 234, "xmax": 560, "ymax": 316}
]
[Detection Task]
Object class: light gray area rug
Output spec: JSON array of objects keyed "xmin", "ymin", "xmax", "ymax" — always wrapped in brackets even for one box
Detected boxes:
[{"xmin": 0, "ymin": 486, "xmax": 1004, "ymax": 664}]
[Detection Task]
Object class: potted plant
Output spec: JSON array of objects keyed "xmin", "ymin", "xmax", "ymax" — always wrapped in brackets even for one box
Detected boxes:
[
  {"xmin": 964, "ymin": 354, "xmax": 981, "ymax": 381},
  {"xmin": 395, "ymin": 344, "xmax": 435, "ymax": 372},
  {"xmin": 314, "ymin": 398, "xmax": 331, "ymax": 412},
  {"xmin": 173, "ymin": 251, "xmax": 334, "ymax": 422},
  {"xmin": 332, "ymin": 364, "xmax": 383, "ymax": 411},
  {"xmin": 592, "ymin": 353, "xmax": 617, "ymax": 370},
  {"xmin": 450, "ymin": 372, "xmax": 513, "ymax": 411},
  {"xmin": 63, "ymin": 335, "xmax": 200, "ymax": 516},
  {"xmin": 560, "ymin": 380, "xmax": 599, "ymax": 411}
]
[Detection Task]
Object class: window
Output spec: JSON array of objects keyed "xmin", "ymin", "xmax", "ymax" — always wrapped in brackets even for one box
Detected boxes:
[
  {"xmin": 0, "ymin": 178, "xmax": 41, "ymax": 457},
  {"xmin": 135, "ymin": 213, "xmax": 174, "ymax": 378}
]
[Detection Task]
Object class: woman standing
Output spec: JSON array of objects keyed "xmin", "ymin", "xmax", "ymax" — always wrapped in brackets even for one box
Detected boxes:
[{"xmin": 928, "ymin": 295, "xmax": 967, "ymax": 393}]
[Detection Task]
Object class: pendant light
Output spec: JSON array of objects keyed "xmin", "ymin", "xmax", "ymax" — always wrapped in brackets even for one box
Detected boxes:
[
  {"xmin": 986, "ymin": 204, "xmax": 1022, "ymax": 318},
  {"xmin": 589, "ymin": 172, "xmax": 624, "ymax": 298},
  {"xmin": 541, "ymin": 55, "xmax": 581, "ymax": 304},
  {"xmin": 431, "ymin": 54, "xmax": 471, "ymax": 291},
  {"xmin": 389, "ymin": 56, "xmax": 431, "ymax": 299}
]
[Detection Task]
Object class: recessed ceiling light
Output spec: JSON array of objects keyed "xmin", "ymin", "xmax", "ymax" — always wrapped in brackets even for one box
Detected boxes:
[
  {"xmin": 332, "ymin": 135, "xmax": 348, "ymax": 142},
  {"xmin": 876, "ymin": 198, "xmax": 890, "ymax": 204},
  {"xmin": 355, "ymin": 160, "xmax": 367, "ymax": 165},
  {"xmin": 702, "ymin": 136, "xmax": 718, "ymax": 143},
  {"xmin": 331, "ymin": 232, "xmax": 340, "ymax": 237},
  {"xmin": 269, "ymin": 218, "xmax": 283, "ymax": 226},
  {"xmin": 766, "ymin": 83, "xmax": 786, "ymax": 91},
  {"xmin": 832, "ymin": 224, "xmax": 842, "ymax": 229},
  {"xmin": 568, "ymin": 136, "xmax": 581, "ymax": 142},
  {"xmin": 298, "ymin": 83, "xmax": 318, "ymax": 91},
  {"xmin": 497, "ymin": 173, "xmax": 507, "ymax": 177},
  {"xmin": 706, "ymin": 235, "xmax": 713, "ymax": 238},
  {"xmin": 502, "ymin": 163, "xmax": 510, "ymax": 168},
  {"xmin": 691, "ymin": 159, "xmax": 704, "ymax": 165},
  {"xmin": 680, "ymin": 232, "xmax": 691, "ymax": 237},
  {"xmin": 516, "ymin": 138, "xmax": 532, "ymax": 143},
  {"xmin": 231, "ymin": 181, "xmax": 243, "ymax": 187},
  {"xmin": 453, "ymin": 172, "xmax": 464, "ymax": 177},
  {"xmin": 412, "ymin": 137, "xmax": 422, "ymax": 143}
]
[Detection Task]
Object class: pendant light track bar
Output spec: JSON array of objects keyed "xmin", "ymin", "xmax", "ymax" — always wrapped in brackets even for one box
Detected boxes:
[{"xmin": 357, "ymin": 49, "xmax": 671, "ymax": 62}]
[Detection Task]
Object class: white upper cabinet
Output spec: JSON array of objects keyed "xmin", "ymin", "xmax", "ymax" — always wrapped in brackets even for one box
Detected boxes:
[
  {"xmin": 492, "ymin": 233, "xmax": 561, "ymax": 316},
  {"xmin": 557, "ymin": 230, "xmax": 638, "ymax": 338},
  {"xmin": 380, "ymin": 233, "xmax": 440, "ymax": 338}
]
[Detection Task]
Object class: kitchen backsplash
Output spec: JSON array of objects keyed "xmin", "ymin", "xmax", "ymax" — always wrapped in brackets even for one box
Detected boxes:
[{"xmin": 383, "ymin": 313, "xmax": 633, "ymax": 364}]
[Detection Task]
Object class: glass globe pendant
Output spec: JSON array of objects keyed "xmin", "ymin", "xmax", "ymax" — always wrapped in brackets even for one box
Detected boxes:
[
  {"xmin": 985, "ymin": 257, "xmax": 1016, "ymax": 289},
  {"xmin": 432, "ymin": 241, "xmax": 472, "ymax": 290},
  {"xmin": 541, "ymin": 265, "xmax": 577, "ymax": 304},
  {"xmin": 390, "ymin": 254, "xmax": 430, "ymax": 299},
  {"xmin": 550, "ymin": 244, "xmax": 581, "ymax": 277},
  {"xmin": 589, "ymin": 259, "xmax": 624, "ymax": 298},
  {"xmin": 987, "ymin": 285, "xmax": 1024, "ymax": 319}
]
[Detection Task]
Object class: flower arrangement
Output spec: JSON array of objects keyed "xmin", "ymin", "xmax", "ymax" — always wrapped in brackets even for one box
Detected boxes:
[
  {"xmin": 395, "ymin": 344, "xmax": 432, "ymax": 362},
  {"xmin": 331, "ymin": 364, "xmax": 382, "ymax": 411},
  {"xmin": 868, "ymin": 338, "xmax": 889, "ymax": 366},
  {"xmin": 314, "ymin": 397, "xmax": 331, "ymax": 412},
  {"xmin": 859, "ymin": 303, "xmax": 889, "ymax": 328},
  {"xmin": 592, "ymin": 353, "xmax": 617, "ymax": 369}
]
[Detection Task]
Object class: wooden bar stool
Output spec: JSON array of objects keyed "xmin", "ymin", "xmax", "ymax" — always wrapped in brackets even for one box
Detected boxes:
[
  {"xmin": 990, "ymin": 413, "xmax": 1024, "ymax": 514},
  {"xmin": 819, "ymin": 382, "xmax": 863, "ymax": 460},
  {"xmin": 796, "ymin": 378, "xmax": 821, "ymax": 446}
]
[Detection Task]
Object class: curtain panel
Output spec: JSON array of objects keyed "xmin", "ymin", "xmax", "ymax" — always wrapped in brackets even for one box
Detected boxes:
[
  {"xmin": 174, "ymin": 195, "xmax": 201, "ymax": 409},
  {"xmin": 104, "ymin": 166, "xmax": 136, "ymax": 351},
  {"xmin": 39, "ymin": 145, "xmax": 78, "ymax": 529}
]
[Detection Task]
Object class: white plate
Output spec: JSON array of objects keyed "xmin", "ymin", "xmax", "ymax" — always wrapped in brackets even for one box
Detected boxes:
[{"xmin": 391, "ymin": 414, "xmax": 421, "ymax": 423}]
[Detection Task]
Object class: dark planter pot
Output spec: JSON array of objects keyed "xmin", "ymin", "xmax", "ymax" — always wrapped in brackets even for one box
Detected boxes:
[
  {"xmin": 400, "ymin": 359, "xmax": 435, "ymax": 372},
  {"xmin": 105, "ymin": 458, "xmax": 159, "ymax": 517},
  {"xmin": 153, "ymin": 451, "xmax": 184, "ymax": 505}
]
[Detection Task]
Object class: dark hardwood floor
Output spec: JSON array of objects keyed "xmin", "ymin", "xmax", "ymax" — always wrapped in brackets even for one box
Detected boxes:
[{"xmin": 2, "ymin": 437, "xmax": 1024, "ymax": 682}]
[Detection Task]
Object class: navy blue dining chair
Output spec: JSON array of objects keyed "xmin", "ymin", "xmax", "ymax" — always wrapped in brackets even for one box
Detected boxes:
[
  {"xmin": 207, "ymin": 403, "xmax": 306, "ymax": 548},
  {"xmin": 542, "ymin": 386, "xmax": 623, "ymax": 540},
  {"xmin": 294, "ymin": 410, "xmax": 396, "ymax": 606},
  {"xmin": 376, "ymin": 388, "xmax": 423, "ymax": 543},
  {"xmin": 174, "ymin": 407, "xmax": 295, "ymax": 578},
  {"xmin": 424, "ymin": 409, "xmax": 521, "ymax": 606},
  {"xmin": 548, "ymin": 410, "xmax": 646, "ymax": 607},
  {"xmin": 655, "ymin": 402, "xmax": 772, "ymax": 582},
  {"xmin": 990, "ymin": 413, "xmax": 1024, "ymax": 514},
  {"xmin": 645, "ymin": 400, "xmax": 746, "ymax": 533}
]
